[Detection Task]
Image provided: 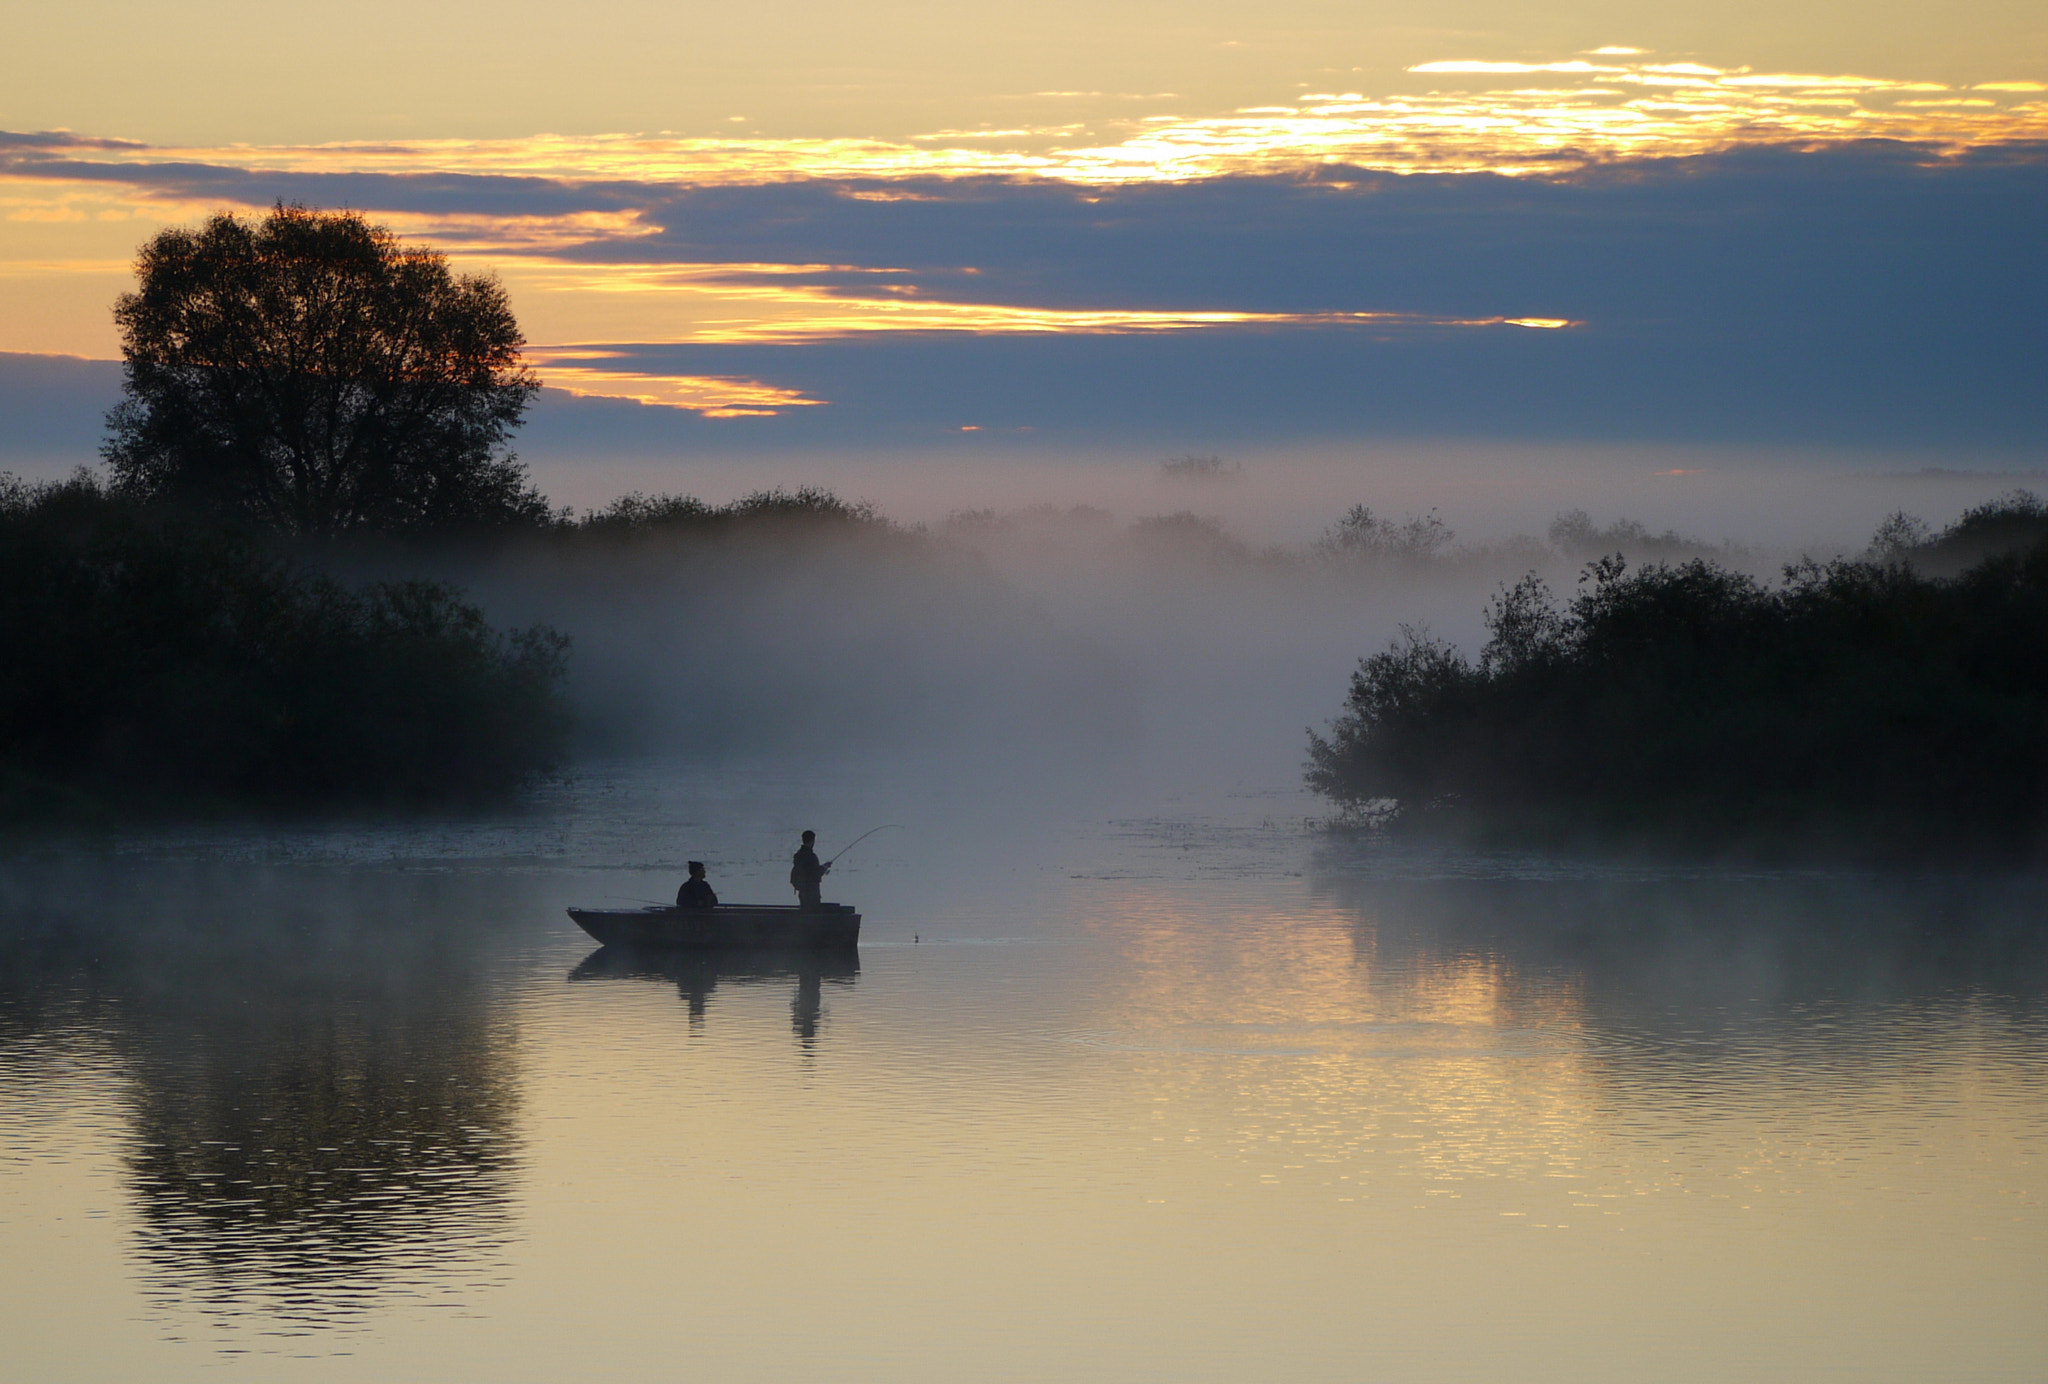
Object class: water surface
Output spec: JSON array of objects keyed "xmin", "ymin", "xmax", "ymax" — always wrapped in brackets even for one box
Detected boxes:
[{"xmin": 3, "ymin": 762, "xmax": 2044, "ymax": 1381}]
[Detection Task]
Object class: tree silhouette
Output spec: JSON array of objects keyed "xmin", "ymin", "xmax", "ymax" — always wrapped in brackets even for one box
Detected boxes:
[{"xmin": 103, "ymin": 204, "xmax": 547, "ymax": 536}]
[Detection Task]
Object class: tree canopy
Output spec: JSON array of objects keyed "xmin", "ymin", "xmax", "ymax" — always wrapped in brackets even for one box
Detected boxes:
[{"xmin": 103, "ymin": 204, "xmax": 547, "ymax": 536}]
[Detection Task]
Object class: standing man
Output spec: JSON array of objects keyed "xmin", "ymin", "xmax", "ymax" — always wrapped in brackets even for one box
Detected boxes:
[{"xmin": 790, "ymin": 830, "xmax": 830, "ymax": 910}]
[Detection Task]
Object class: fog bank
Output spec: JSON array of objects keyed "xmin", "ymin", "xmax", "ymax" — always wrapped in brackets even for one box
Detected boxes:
[{"xmin": 382, "ymin": 471, "xmax": 2043, "ymax": 801}]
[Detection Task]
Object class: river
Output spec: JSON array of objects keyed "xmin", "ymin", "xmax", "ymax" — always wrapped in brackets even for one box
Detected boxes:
[{"xmin": 3, "ymin": 758, "xmax": 2044, "ymax": 1382}]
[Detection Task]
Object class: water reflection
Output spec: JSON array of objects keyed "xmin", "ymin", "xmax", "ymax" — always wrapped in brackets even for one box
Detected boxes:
[
  {"xmin": 0, "ymin": 861, "xmax": 524, "ymax": 1330},
  {"xmin": 1305, "ymin": 859, "xmax": 2048, "ymax": 1162},
  {"xmin": 1313, "ymin": 862, "xmax": 2048, "ymax": 1017},
  {"xmin": 569, "ymin": 945, "xmax": 860, "ymax": 1047},
  {"xmin": 1068, "ymin": 853, "xmax": 2048, "ymax": 1208},
  {"xmin": 4, "ymin": 802, "xmax": 2045, "ymax": 1381}
]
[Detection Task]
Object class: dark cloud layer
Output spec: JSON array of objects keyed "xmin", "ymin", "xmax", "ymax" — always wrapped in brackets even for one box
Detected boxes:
[
  {"xmin": 0, "ymin": 353, "xmax": 120, "ymax": 462},
  {"xmin": 523, "ymin": 319, "xmax": 2041, "ymax": 451},
  {"xmin": 620, "ymin": 145, "xmax": 2048, "ymax": 359},
  {"xmin": 2, "ymin": 317, "xmax": 2034, "ymax": 475},
  {"xmin": 592, "ymin": 144, "xmax": 2041, "ymax": 448},
  {"xmin": 4, "ymin": 138, "xmax": 2043, "ymax": 453}
]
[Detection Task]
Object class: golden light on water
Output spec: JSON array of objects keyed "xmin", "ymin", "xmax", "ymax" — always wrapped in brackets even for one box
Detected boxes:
[{"xmin": 1083, "ymin": 890, "xmax": 1602, "ymax": 1187}]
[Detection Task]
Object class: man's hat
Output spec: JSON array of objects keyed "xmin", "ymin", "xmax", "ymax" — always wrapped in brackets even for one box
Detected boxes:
[{"xmin": 687, "ymin": 860, "xmax": 705, "ymax": 872}]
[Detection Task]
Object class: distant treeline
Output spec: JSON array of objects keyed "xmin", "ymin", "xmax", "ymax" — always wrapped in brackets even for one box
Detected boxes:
[
  {"xmin": 0, "ymin": 474, "xmax": 569, "ymax": 820},
  {"xmin": 1307, "ymin": 492, "xmax": 2048, "ymax": 859},
  {"xmin": 938, "ymin": 497, "xmax": 1751, "ymax": 572}
]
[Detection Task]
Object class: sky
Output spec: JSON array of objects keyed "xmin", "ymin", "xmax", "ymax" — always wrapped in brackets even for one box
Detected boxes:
[{"xmin": 3, "ymin": 0, "xmax": 2045, "ymax": 490}]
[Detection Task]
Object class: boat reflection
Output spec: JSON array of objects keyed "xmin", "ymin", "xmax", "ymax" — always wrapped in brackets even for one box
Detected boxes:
[{"xmin": 570, "ymin": 944, "xmax": 860, "ymax": 1046}]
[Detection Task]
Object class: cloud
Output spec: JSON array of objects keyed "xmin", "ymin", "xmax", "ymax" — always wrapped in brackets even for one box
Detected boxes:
[
  {"xmin": 1409, "ymin": 61, "xmax": 1628, "ymax": 75},
  {"xmin": 504, "ymin": 311, "xmax": 2045, "ymax": 452},
  {"xmin": 507, "ymin": 142, "xmax": 2047, "ymax": 449},
  {"xmin": 0, "ymin": 352, "xmax": 121, "ymax": 459},
  {"xmin": 529, "ymin": 356, "xmax": 830, "ymax": 417},
  {"xmin": 1, "ymin": 48, "xmax": 2041, "ymax": 452},
  {"xmin": 1, "ymin": 48, "xmax": 2043, "ymax": 204},
  {"xmin": 526, "ymin": 144, "xmax": 2043, "ymax": 329},
  {"xmin": 6, "ymin": 142, "xmax": 2042, "ymax": 447}
]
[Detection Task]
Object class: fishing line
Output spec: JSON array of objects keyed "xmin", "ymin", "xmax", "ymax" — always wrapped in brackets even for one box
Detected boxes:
[{"xmin": 826, "ymin": 823, "xmax": 904, "ymax": 867}]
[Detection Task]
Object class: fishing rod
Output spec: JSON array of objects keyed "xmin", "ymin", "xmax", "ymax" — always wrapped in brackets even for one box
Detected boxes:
[{"xmin": 826, "ymin": 823, "xmax": 904, "ymax": 867}]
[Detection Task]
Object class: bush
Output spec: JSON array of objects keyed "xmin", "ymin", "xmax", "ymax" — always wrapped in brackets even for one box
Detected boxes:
[
  {"xmin": 574, "ymin": 487, "xmax": 881, "ymax": 540},
  {"xmin": 1307, "ymin": 531, "xmax": 2048, "ymax": 858},
  {"xmin": 1316, "ymin": 504, "xmax": 1454, "ymax": 563},
  {"xmin": 1874, "ymin": 489, "xmax": 2048, "ymax": 577},
  {"xmin": 1546, "ymin": 509, "xmax": 1732, "ymax": 563},
  {"xmin": 0, "ymin": 473, "xmax": 568, "ymax": 817}
]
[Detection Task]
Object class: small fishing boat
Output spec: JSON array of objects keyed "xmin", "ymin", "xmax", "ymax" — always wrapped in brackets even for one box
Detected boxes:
[{"xmin": 566, "ymin": 903, "xmax": 861, "ymax": 950}]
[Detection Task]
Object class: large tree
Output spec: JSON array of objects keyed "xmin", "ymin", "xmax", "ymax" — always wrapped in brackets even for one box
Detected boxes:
[{"xmin": 104, "ymin": 203, "xmax": 547, "ymax": 535}]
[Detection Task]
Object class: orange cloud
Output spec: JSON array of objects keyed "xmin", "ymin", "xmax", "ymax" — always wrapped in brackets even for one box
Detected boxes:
[
  {"xmin": 6, "ymin": 50, "xmax": 2042, "ymax": 199},
  {"xmin": 529, "ymin": 352, "xmax": 828, "ymax": 416},
  {"xmin": 1, "ymin": 48, "xmax": 2039, "ymax": 356},
  {"xmin": 511, "ymin": 264, "xmax": 1585, "ymax": 344}
]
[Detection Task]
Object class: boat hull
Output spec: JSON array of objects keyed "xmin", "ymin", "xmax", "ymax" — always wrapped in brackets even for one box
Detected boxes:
[{"xmin": 567, "ymin": 904, "xmax": 860, "ymax": 950}]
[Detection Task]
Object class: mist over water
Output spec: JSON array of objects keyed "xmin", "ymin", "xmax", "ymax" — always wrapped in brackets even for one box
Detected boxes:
[{"xmin": 404, "ymin": 444, "xmax": 2045, "ymax": 793}]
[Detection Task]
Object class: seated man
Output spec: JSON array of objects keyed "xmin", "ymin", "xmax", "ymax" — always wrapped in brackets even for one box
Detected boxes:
[{"xmin": 677, "ymin": 861, "xmax": 719, "ymax": 909}]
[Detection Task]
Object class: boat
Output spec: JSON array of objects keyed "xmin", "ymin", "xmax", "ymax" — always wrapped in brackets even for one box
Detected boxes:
[{"xmin": 566, "ymin": 903, "xmax": 861, "ymax": 950}]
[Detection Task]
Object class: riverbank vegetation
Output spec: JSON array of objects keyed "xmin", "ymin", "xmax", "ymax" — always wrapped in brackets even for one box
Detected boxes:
[
  {"xmin": 0, "ymin": 474, "xmax": 568, "ymax": 821},
  {"xmin": 1306, "ymin": 493, "xmax": 2048, "ymax": 859}
]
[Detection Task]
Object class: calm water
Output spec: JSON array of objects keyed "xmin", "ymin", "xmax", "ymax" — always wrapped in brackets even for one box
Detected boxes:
[{"xmin": 3, "ymin": 760, "xmax": 2045, "ymax": 1382}]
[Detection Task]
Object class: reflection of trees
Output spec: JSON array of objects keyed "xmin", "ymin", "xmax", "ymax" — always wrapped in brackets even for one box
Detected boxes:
[
  {"xmin": 121, "ymin": 993, "xmax": 516, "ymax": 1320},
  {"xmin": 0, "ymin": 861, "xmax": 523, "ymax": 1326},
  {"xmin": 1310, "ymin": 857, "xmax": 2048, "ymax": 1056},
  {"xmin": 570, "ymin": 945, "xmax": 858, "ymax": 1050}
]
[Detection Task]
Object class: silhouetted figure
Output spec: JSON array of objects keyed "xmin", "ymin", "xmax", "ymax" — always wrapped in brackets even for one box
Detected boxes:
[
  {"xmin": 790, "ymin": 830, "xmax": 830, "ymax": 910},
  {"xmin": 677, "ymin": 861, "xmax": 718, "ymax": 910}
]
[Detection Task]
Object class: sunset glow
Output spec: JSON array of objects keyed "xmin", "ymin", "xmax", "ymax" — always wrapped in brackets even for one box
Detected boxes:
[
  {"xmin": 7, "ymin": 52, "xmax": 2044, "ymax": 199},
  {"xmin": 1, "ymin": 40, "xmax": 2040, "ymax": 439},
  {"xmin": 6, "ymin": 48, "xmax": 2033, "ymax": 366},
  {"xmin": 529, "ymin": 353, "xmax": 831, "ymax": 416}
]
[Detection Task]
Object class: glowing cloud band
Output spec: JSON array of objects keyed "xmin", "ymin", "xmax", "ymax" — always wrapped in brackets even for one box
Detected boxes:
[{"xmin": 1, "ymin": 49, "xmax": 2040, "ymax": 371}]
